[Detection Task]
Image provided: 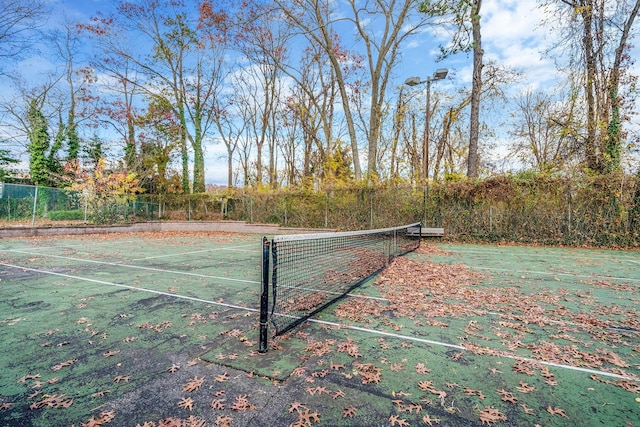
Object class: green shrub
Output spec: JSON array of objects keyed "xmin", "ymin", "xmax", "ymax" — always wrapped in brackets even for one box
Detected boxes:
[{"xmin": 48, "ymin": 210, "xmax": 84, "ymax": 220}]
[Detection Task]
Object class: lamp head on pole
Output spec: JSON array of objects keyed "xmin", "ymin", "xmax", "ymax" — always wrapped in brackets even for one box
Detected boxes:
[
  {"xmin": 433, "ymin": 68, "xmax": 449, "ymax": 81},
  {"xmin": 404, "ymin": 69, "xmax": 449, "ymax": 86},
  {"xmin": 404, "ymin": 76, "xmax": 422, "ymax": 86}
]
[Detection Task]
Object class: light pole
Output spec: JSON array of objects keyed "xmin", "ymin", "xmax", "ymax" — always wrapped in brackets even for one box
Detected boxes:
[{"xmin": 404, "ymin": 68, "xmax": 448, "ymax": 182}]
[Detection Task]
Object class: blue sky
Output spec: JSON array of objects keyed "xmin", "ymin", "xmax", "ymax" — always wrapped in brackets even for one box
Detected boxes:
[{"xmin": 4, "ymin": 0, "xmax": 640, "ymax": 183}]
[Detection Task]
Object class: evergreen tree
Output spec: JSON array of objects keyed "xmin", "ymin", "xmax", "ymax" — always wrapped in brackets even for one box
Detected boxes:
[
  {"xmin": 0, "ymin": 147, "xmax": 19, "ymax": 181},
  {"xmin": 49, "ymin": 120, "xmax": 65, "ymax": 179},
  {"xmin": 67, "ymin": 120, "xmax": 80, "ymax": 160},
  {"xmin": 84, "ymin": 133, "xmax": 104, "ymax": 171},
  {"xmin": 27, "ymin": 99, "xmax": 52, "ymax": 186}
]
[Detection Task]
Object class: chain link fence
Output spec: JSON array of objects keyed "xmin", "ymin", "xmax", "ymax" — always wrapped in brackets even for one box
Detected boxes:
[
  {"xmin": 0, "ymin": 182, "xmax": 159, "ymax": 226},
  {"xmin": 224, "ymin": 175, "xmax": 640, "ymax": 246},
  {"xmin": 3, "ymin": 175, "xmax": 638, "ymax": 247}
]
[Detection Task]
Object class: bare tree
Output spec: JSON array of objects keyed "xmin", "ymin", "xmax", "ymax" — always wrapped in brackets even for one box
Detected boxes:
[
  {"xmin": 419, "ymin": 0, "xmax": 484, "ymax": 178},
  {"xmin": 81, "ymin": 0, "xmax": 226, "ymax": 193},
  {"xmin": 0, "ymin": 0, "xmax": 47, "ymax": 72},
  {"xmin": 273, "ymin": 0, "xmax": 364, "ymax": 180},
  {"xmin": 509, "ymin": 90, "xmax": 574, "ymax": 172},
  {"xmin": 349, "ymin": 0, "xmax": 436, "ymax": 179},
  {"xmin": 543, "ymin": 0, "xmax": 640, "ymax": 173},
  {"xmin": 275, "ymin": 0, "xmax": 435, "ymax": 181}
]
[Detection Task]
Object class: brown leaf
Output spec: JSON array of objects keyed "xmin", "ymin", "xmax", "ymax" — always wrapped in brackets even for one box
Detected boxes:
[
  {"xmin": 182, "ymin": 376, "xmax": 205, "ymax": 392},
  {"xmin": 342, "ymin": 405, "xmax": 357, "ymax": 418}
]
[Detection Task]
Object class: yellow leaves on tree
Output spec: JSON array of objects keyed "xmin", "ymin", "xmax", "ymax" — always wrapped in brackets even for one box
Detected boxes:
[
  {"xmin": 70, "ymin": 158, "xmax": 142, "ymax": 202},
  {"xmin": 65, "ymin": 158, "xmax": 143, "ymax": 223}
]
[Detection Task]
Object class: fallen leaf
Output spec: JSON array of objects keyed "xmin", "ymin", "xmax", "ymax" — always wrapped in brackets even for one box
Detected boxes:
[{"xmin": 342, "ymin": 405, "xmax": 357, "ymax": 418}]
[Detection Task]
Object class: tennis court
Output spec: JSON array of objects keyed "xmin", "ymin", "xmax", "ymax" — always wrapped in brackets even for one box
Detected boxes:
[{"xmin": 1, "ymin": 230, "xmax": 639, "ymax": 426}]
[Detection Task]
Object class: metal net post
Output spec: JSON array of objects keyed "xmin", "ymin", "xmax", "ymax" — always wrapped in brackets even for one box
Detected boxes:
[{"xmin": 259, "ymin": 237, "xmax": 271, "ymax": 353}]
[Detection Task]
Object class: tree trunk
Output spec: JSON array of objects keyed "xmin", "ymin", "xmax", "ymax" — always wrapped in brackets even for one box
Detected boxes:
[
  {"xmin": 179, "ymin": 101, "xmax": 190, "ymax": 193},
  {"xmin": 580, "ymin": 0, "xmax": 600, "ymax": 172},
  {"xmin": 606, "ymin": 0, "xmax": 640, "ymax": 173},
  {"xmin": 467, "ymin": 0, "xmax": 483, "ymax": 178}
]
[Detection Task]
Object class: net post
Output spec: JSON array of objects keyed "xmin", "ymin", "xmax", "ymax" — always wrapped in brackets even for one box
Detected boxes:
[{"xmin": 259, "ymin": 237, "xmax": 271, "ymax": 353}]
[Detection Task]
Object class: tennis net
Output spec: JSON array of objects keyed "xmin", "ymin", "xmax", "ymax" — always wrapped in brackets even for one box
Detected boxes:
[{"xmin": 259, "ymin": 223, "xmax": 421, "ymax": 352}]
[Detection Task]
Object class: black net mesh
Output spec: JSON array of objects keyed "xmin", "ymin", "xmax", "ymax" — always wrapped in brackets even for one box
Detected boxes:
[{"xmin": 266, "ymin": 223, "xmax": 421, "ymax": 335}]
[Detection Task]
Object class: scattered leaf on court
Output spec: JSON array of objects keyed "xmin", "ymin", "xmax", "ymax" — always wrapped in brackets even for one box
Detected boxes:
[
  {"xmin": 389, "ymin": 414, "xmax": 410, "ymax": 426},
  {"xmin": 342, "ymin": 405, "xmax": 357, "ymax": 418},
  {"xmin": 546, "ymin": 406, "xmax": 568, "ymax": 417},
  {"xmin": 231, "ymin": 394, "xmax": 255, "ymax": 411},
  {"xmin": 215, "ymin": 372, "xmax": 229, "ymax": 382},
  {"xmin": 177, "ymin": 397, "xmax": 194, "ymax": 411},
  {"xmin": 422, "ymin": 413, "xmax": 441, "ymax": 425},
  {"xmin": 477, "ymin": 406, "xmax": 507, "ymax": 425},
  {"xmin": 210, "ymin": 398, "xmax": 226, "ymax": 410},
  {"xmin": 182, "ymin": 376, "xmax": 205, "ymax": 392},
  {"xmin": 215, "ymin": 415, "xmax": 233, "ymax": 427}
]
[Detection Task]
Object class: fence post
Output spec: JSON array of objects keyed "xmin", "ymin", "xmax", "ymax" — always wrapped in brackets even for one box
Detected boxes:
[
  {"xmin": 31, "ymin": 186, "xmax": 38, "ymax": 227},
  {"xmin": 490, "ymin": 204, "xmax": 493, "ymax": 233},
  {"xmin": 324, "ymin": 191, "xmax": 328, "ymax": 229},
  {"xmin": 423, "ymin": 185, "xmax": 428, "ymax": 227},
  {"xmin": 83, "ymin": 190, "xmax": 88, "ymax": 223},
  {"xmin": 284, "ymin": 196, "xmax": 288, "ymax": 226},
  {"xmin": 370, "ymin": 190, "xmax": 374, "ymax": 229},
  {"xmin": 567, "ymin": 187, "xmax": 572, "ymax": 237}
]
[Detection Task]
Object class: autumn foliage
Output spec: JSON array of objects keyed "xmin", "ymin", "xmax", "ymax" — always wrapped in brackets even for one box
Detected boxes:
[{"xmin": 64, "ymin": 158, "xmax": 142, "ymax": 224}]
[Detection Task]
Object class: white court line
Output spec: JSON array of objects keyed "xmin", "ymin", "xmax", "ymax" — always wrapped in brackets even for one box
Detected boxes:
[
  {"xmin": 473, "ymin": 266, "xmax": 640, "ymax": 283},
  {"xmin": 0, "ymin": 239, "xmax": 142, "ymax": 252},
  {"xmin": 130, "ymin": 243, "xmax": 257, "ymax": 261},
  {"xmin": 286, "ymin": 317, "xmax": 640, "ymax": 382},
  {"xmin": 446, "ymin": 246, "xmax": 640, "ymax": 264},
  {"xmin": 0, "ymin": 251, "xmax": 387, "ymax": 302},
  {"xmin": 2, "ymin": 262, "xmax": 637, "ymax": 383},
  {"xmin": 3, "ymin": 248, "xmax": 260, "ymax": 285},
  {"xmin": 0, "ymin": 262, "xmax": 259, "ymax": 312}
]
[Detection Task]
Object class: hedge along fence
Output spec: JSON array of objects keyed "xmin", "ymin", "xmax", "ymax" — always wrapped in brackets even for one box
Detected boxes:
[
  {"xmin": 223, "ymin": 187, "xmax": 427, "ymax": 230},
  {"xmin": 0, "ymin": 182, "xmax": 160, "ymax": 225},
  {"xmin": 220, "ymin": 174, "xmax": 639, "ymax": 247},
  {"xmin": 6, "ymin": 174, "xmax": 637, "ymax": 247}
]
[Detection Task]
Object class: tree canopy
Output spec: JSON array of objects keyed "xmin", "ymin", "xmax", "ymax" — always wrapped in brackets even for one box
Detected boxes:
[{"xmin": 0, "ymin": 0, "xmax": 639, "ymax": 193}]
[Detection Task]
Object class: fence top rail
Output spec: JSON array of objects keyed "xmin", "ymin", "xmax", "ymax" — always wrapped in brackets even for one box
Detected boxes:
[{"xmin": 272, "ymin": 222, "xmax": 421, "ymax": 243}]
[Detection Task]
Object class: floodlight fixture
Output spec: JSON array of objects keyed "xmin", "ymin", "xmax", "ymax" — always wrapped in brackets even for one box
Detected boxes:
[
  {"xmin": 403, "ymin": 68, "xmax": 450, "ymax": 182},
  {"xmin": 433, "ymin": 68, "xmax": 449, "ymax": 81}
]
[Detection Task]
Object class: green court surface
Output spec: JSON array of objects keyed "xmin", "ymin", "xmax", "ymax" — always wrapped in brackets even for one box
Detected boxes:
[{"xmin": 1, "ymin": 232, "xmax": 639, "ymax": 426}]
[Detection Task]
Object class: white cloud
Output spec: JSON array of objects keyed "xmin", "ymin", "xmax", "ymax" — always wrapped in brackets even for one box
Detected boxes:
[
  {"xmin": 483, "ymin": 0, "xmax": 545, "ymax": 49},
  {"xmin": 482, "ymin": 0, "xmax": 558, "ymax": 88},
  {"xmin": 203, "ymin": 139, "xmax": 230, "ymax": 185}
]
